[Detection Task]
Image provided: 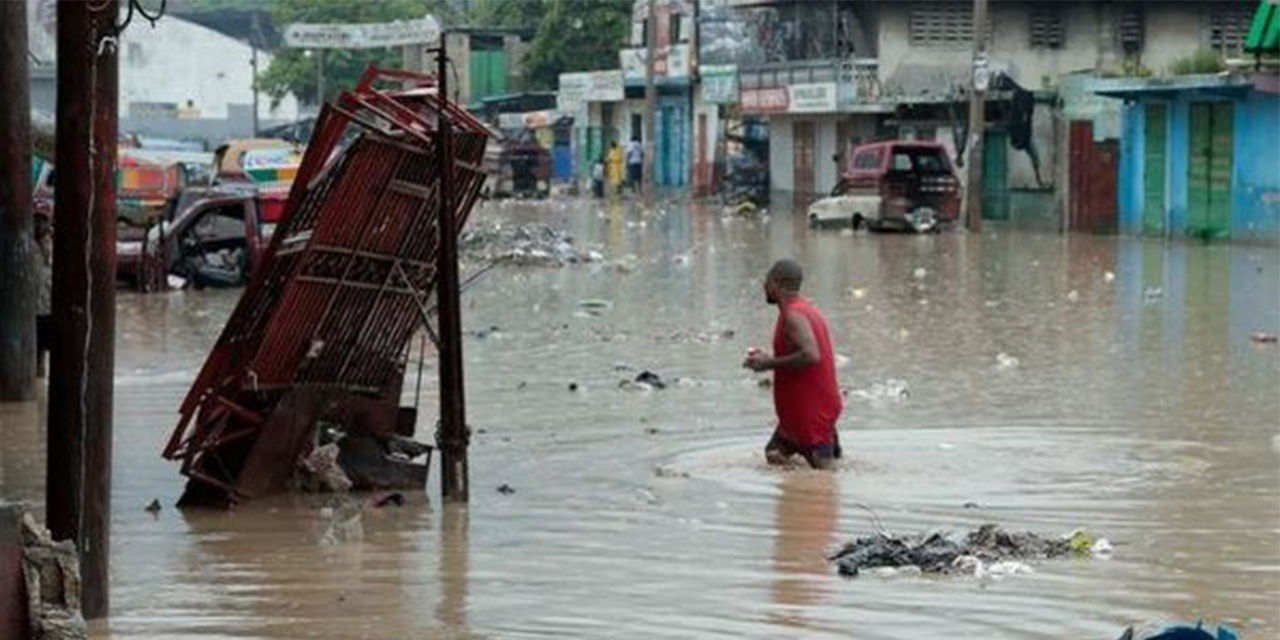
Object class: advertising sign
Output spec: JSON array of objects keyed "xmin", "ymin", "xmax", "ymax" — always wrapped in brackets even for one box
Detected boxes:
[
  {"xmin": 557, "ymin": 70, "xmax": 625, "ymax": 111},
  {"xmin": 741, "ymin": 87, "xmax": 789, "ymax": 114},
  {"xmin": 283, "ymin": 16, "xmax": 441, "ymax": 49},
  {"xmin": 621, "ymin": 48, "xmax": 647, "ymax": 83},
  {"xmin": 701, "ymin": 65, "xmax": 738, "ymax": 104},
  {"xmin": 788, "ymin": 83, "xmax": 838, "ymax": 113}
]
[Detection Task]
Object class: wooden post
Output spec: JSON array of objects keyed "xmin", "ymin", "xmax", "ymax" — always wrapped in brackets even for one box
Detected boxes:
[
  {"xmin": 436, "ymin": 41, "xmax": 469, "ymax": 503},
  {"xmin": 0, "ymin": 0, "xmax": 36, "ymax": 402},
  {"xmin": 47, "ymin": 0, "xmax": 118, "ymax": 620},
  {"xmin": 643, "ymin": 0, "xmax": 658, "ymax": 201},
  {"xmin": 964, "ymin": 0, "xmax": 988, "ymax": 232}
]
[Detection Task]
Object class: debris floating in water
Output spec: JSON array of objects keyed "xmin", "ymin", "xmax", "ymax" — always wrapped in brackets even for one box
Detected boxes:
[
  {"xmin": 1250, "ymin": 332, "xmax": 1278, "ymax": 344},
  {"xmin": 912, "ymin": 267, "xmax": 928, "ymax": 280},
  {"xmin": 830, "ymin": 524, "xmax": 1102, "ymax": 579},
  {"xmin": 996, "ymin": 352, "xmax": 1020, "ymax": 369},
  {"xmin": 1104, "ymin": 271, "xmax": 1116, "ymax": 283},
  {"xmin": 462, "ymin": 222, "xmax": 603, "ymax": 267},
  {"xmin": 846, "ymin": 378, "xmax": 910, "ymax": 402}
]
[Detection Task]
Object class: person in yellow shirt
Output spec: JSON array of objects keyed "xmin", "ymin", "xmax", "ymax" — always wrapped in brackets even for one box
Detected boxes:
[{"xmin": 606, "ymin": 141, "xmax": 624, "ymax": 196}]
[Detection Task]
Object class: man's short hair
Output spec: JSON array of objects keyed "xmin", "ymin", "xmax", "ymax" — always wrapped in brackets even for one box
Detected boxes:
[{"xmin": 768, "ymin": 259, "xmax": 803, "ymax": 292}]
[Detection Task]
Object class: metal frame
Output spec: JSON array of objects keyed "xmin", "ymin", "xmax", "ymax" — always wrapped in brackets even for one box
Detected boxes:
[{"xmin": 163, "ymin": 67, "xmax": 489, "ymax": 504}]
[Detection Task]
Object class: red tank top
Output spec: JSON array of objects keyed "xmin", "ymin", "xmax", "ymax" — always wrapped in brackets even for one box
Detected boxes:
[{"xmin": 772, "ymin": 297, "xmax": 842, "ymax": 446}]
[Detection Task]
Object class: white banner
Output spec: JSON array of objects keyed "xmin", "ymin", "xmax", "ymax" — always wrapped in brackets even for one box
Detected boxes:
[
  {"xmin": 788, "ymin": 82, "xmax": 838, "ymax": 113},
  {"xmin": 283, "ymin": 16, "xmax": 441, "ymax": 50},
  {"xmin": 557, "ymin": 70, "xmax": 624, "ymax": 111}
]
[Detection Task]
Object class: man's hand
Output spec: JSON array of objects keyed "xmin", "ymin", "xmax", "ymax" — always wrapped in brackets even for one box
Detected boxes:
[{"xmin": 743, "ymin": 353, "xmax": 771, "ymax": 372}]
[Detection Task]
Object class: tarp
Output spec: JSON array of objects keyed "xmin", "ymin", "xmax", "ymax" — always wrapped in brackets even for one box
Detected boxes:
[{"xmin": 1245, "ymin": 0, "xmax": 1279, "ymax": 54}]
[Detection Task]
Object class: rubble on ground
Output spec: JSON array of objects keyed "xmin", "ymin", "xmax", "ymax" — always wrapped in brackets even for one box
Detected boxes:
[
  {"xmin": 1, "ymin": 502, "xmax": 87, "ymax": 640},
  {"xmin": 461, "ymin": 222, "xmax": 603, "ymax": 267},
  {"xmin": 830, "ymin": 523, "xmax": 1108, "ymax": 579}
]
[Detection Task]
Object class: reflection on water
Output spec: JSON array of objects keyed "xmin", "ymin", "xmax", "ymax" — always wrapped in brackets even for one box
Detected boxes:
[
  {"xmin": 768, "ymin": 470, "xmax": 838, "ymax": 631},
  {"xmin": 0, "ymin": 197, "xmax": 1277, "ymax": 638}
]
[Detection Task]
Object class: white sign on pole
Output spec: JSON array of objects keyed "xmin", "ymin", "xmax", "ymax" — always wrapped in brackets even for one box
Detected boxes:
[
  {"xmin": 283, "ymin": 16, "xmax": 441, "ymax": 50},
  {"xmin": 620, "ymin": 48, "xmax": 647, "ymax": 83}
]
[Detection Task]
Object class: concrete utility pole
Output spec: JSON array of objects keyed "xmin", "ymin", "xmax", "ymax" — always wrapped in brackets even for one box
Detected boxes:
[
  {"xmin": 251, "ymin": 11, "xmax": 261, "ymax": 137},
  {"xmin": 643, "ymin": 0, "xmax": 658, "ymax": 201},
  {"xmin": 47, "ymin": 0, "xmax": 119, "ymax": 620},
  {"xmin": 964, "ymin": 0, "xmax": 988, "ymax": 232},
  {"xmin": 436, "ymin": 41, "xmax": 469, "ymax": 503},
  {"xmin": 0, "ymin": 0, "xmax": 36, "ymax": 402}
]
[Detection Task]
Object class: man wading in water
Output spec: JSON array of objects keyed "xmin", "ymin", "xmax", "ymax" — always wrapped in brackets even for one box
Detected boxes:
[{"xmin": 743, "ymin": 260, "xmax": 843, "ymax": 469}]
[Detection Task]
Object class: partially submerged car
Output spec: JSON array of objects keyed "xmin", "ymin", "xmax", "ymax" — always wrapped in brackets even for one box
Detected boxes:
[
  {"xmin": 116, "ymin": 188, "xmax": 274, "ymax": 289},
  {"xmin": 482, "ymin": 131, "xmax": 551, "ymax": 199},
  {"xmin": 808, "ymin": 141, "xmax": 961, "ymax": 232}
]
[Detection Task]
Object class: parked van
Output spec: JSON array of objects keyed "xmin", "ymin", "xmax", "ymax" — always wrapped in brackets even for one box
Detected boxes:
[{"xmin": 808, "ymin": 141, "xmax": 961, "ymax": 232}]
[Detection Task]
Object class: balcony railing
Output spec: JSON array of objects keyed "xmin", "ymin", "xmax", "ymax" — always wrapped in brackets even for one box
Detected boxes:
[{"xmin": 737, "ymin": 58, "xmax": 882, "ymax": 104}]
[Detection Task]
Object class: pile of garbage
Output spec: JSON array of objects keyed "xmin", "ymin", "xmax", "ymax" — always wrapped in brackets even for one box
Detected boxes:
[
  {"xmin": 461, "ymin": 222, "xmax": 602, "ymax": 267},
  {"xmin": 830, "ymin": 523, "xmax": 1110, "ymax": 579}
]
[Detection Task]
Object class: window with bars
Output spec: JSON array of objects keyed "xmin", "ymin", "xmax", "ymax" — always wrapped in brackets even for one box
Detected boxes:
[
  {"xmin": 1028, "ymin": 4, "xmax": 1066, "ymax": 49},
  {"xmin": 1206, "ymin": 3, "xmax": 1254, "ymax": 57},
  {"xmin": 909, "ymin": 2, "xmax": 973, "ymax": 47},
  {"xmin": 1116, "ymin": 4, "xmax": 1144, "ymax": 55}
]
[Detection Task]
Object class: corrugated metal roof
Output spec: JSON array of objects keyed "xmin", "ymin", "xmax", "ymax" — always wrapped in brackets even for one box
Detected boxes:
[{"xmin": 1245, "ymin": 0, "xmax": 1280, "ymax": 54}]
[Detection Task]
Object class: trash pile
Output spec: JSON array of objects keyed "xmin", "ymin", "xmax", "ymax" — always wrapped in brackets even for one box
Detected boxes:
[
  {"xmin": 830, "ymin": 523, "xmax": 1110, "ymax": 578},
  {"xmin": 461, "ymin": 221, "xmax": 603, "ymax": 267}
]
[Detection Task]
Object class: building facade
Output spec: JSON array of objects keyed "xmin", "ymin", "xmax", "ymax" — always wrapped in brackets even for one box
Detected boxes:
[
  {"xmin": 1094, "ymin": 73, "xmax": 1279, "ymax": 242},
  {"xmin": 27, "ymin": 1, "xmax": 302, "ymax": 146},
  {"xmin": 716, "ymin": 0, "xmax": 1260, "ymax": 230}
]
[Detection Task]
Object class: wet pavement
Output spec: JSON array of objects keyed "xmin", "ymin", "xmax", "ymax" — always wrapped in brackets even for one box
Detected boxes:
[{"xmin": 2, "ymin": 196, "xmax": 1278, "ymax": 639}]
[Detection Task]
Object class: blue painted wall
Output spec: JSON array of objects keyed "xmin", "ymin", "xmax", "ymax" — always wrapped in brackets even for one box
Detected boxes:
[
  {"xmin": 655, "ymin": 94, "xmax": 689, "ymax": 189},
  {"xmin": 1166, "ymin": 100, "xmax": 1191, "ymax": 234},
  {"xmin": 1119, "ymin": 102, "xmax": 1145, "ymax": 235},
  {"xmin": 1113, "ymin": 88, "xmax": 1279, "ymax": 242},
  {"xmin": 1232, "ymin": 93, "xmax": 1280, "ymax": 241}
]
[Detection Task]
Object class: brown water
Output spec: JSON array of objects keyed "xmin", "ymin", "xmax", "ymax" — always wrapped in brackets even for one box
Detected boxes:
[{"xmin": 2, "ymin": 198, "xmax": 1278, "ymax": 639}]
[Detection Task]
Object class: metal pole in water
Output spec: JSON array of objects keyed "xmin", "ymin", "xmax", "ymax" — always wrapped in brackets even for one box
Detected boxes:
[
  {"xmin": 47, "ymin": 0, "xmax": 118, "ymax": 620},
  {"xmin": 0, "ymin": 0, "xmax": 36, "ymax": 402},
  {"xmin": 436, "ymin": 41, "xmax": 469, "ymax": 503}
]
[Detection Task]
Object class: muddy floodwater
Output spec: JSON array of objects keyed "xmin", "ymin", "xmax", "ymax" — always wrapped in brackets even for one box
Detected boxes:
[{"xmin": 2, "ymin": 198, "xmax": 1279, "ymax": 639}]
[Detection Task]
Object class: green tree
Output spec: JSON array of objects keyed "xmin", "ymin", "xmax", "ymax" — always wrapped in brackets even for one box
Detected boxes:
[
  {"xmin": 258, "ymin": 0, "xmax": 459, "ymax": 106},
  {"xmin": 523, "ymin": 0, "xmax": 630, "ymax": 89},
  {"xmin": 467, "ymin": 0, "xmax": 545, "ymax": 29}
]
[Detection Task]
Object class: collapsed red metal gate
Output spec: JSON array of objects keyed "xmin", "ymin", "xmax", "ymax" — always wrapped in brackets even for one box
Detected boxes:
[{"xmin": 163, "ymin": 67, "xmax": 490, "ymax": 505}]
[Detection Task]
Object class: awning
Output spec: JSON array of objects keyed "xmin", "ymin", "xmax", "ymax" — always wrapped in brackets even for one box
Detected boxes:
[
  {"xmin": 1090, "ymin": 74, "xmax": 1255, "ymax": 101},
  {"xmin": 1245, "ymin": 0, "xmax": 1279, "ymax": 55}
]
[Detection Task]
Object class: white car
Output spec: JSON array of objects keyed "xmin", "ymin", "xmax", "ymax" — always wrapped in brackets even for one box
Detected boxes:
[{"xmin": 808, "ymin": 195, "xmax": 938, "ymax": 233}]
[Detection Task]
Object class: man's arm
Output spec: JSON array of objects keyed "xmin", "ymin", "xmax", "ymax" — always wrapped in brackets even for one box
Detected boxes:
[{"xmin": 746, "ymin": 310, "xmax": 820, "ymax": 371}]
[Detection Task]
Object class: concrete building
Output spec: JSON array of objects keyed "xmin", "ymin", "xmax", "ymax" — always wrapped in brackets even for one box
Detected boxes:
[
  {"xmin": 404, "ymin": 28, "xmax": 535, "ymax": 107},
  {"xmin": 1093, "ymin": 73, "xmax": 1279, "ymax": 242},
  {"xmin": 720, "ymin": 0, "xmax": 1260, "ymax": 230},
  {"xmin": 26, "ymin": 0, "xmax": 302, "ymax": 147},
  {"xmin": 561, "ymin": 0, "xmax": 721, "ymax": 193}
]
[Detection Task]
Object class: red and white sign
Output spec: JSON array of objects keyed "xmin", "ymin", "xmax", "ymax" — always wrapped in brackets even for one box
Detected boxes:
[{"xmin": 741, "ymin": 87, "xmax": 789, "ymax": 114}]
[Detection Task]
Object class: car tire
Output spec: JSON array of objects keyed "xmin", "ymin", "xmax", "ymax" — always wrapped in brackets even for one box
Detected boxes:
[{"xmin": 851, "ymin": 214, "xmax": 864, "ymax": 231}]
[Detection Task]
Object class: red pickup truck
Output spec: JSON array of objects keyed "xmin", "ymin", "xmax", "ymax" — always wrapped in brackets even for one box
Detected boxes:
[
  {"xmin": 116, "ymin": 188, "xmax": 275, "ymax": 289},
  {"xmin": 808, "ymin": 141, "xmax": 962, "ymax": 232}
]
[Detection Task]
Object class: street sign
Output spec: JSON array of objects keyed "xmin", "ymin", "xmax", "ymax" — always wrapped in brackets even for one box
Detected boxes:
[{"xmin": 283, "ymin": 16, "xmax": 441, "ymax": 50}]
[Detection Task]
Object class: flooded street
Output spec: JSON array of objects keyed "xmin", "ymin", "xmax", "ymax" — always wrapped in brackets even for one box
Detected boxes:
[{"xmin": 2, "ymin": 197, "xmax": 1278, "ymax": 639}]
